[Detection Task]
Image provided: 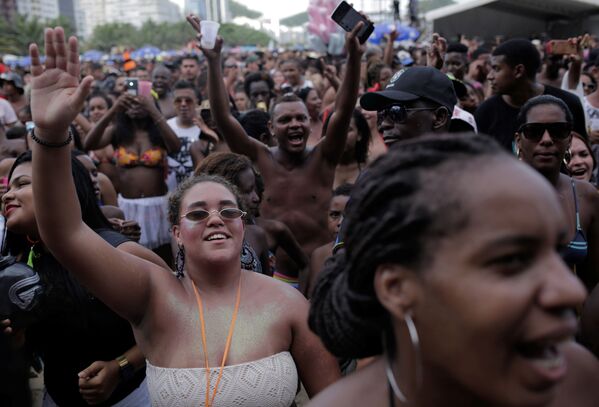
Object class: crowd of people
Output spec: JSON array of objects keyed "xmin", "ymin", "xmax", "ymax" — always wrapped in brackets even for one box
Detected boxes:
[{"xmin": 0, "ymin": 10, "xmax": 599, "ymax": 407}]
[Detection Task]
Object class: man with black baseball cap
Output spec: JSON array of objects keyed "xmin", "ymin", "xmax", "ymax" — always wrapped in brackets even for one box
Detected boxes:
[{"xmin": 360, "ymin": 66, "xmax": 457, "ymax": 145}]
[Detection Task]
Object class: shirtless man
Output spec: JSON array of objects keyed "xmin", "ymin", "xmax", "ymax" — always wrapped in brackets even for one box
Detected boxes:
[
  {"xmin": 152, "ymin": 65, "xmax": 176, "ymax": 119},
  {"xmin": 188, "ymin": 14, "xmax": 366, "ymax": 286}
]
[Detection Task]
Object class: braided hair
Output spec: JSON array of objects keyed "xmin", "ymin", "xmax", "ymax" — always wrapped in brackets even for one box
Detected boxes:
[{"xmin": 308, "ymin": 133, "xmax": 508, "ymax": 359}]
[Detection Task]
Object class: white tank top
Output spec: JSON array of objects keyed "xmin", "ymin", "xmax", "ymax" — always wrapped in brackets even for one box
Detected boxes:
[{"xmin": 146, "ymin": 351, "xmax": 298, "ymax": 407}]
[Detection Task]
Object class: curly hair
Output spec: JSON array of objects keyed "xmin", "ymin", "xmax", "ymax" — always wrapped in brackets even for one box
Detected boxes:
[{"xmin": 308, "ymin": 133, "xmax": 508, "ymax": 359}]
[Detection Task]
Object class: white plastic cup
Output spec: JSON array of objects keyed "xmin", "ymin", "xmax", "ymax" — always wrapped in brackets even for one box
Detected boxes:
[{"xmin": 200, "ymin": 20, "xmax": 220, "ymax": 49}]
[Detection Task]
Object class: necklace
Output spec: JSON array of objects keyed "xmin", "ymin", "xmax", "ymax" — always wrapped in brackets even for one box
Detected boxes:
[{"xmin": 192, "ymin": 276, "xmax": 242, "ymax": 407}]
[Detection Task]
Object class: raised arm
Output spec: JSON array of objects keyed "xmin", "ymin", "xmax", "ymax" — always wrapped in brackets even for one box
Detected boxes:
[
  {"xmin": 29, "ymin": 27, "xmax": 164, "ymax": 325},
  {"xmin": 137, "ymin": 95, "xmax": 181, "ymax": 154},
  {"xmin": 83, "ymin": 93, "xmax": 133, "ymax": 150},
  {"xmin": 187, "ymin": 15, "xmax": 266, "ymax": 162},
  {"xmin": 320, "ymin": 19, "xmax": 368, "ymax": 164}
]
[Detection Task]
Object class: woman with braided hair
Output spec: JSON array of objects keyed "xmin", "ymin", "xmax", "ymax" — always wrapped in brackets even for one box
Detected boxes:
[{"xmin": 308, "ymin": 134, "xmax": 599, "ymax": 407}]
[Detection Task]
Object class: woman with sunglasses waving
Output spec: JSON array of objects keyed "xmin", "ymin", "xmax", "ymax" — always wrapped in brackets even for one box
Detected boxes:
[
  {"xmin": 515, "ymin": 95, "xmax": 599, "ymax": 291},
  {"xmin": 26, "ymin": 27, "xmax": 340, "ymax": 407}
]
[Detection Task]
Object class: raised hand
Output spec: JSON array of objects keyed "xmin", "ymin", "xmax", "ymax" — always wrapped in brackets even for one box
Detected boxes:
[
  {"xmin": 427, "ymin": 33, "xmax": 447, "ymax": 70},
  {"xmin": 345, "ymin": 14, "xmax": 370, "ymax": 59},
  {"xmin": 29, "ymin": 27, "xmax": 93, "ymax": 139},
  {"xmin": 186, "ymin": 14, "xmax": 223, "ymax": 61}
]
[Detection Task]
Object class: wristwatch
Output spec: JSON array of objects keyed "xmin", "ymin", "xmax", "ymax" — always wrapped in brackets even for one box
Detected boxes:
[{"xmin": 115, "ymin": 354, "xmax": 136, "ymax": 381}]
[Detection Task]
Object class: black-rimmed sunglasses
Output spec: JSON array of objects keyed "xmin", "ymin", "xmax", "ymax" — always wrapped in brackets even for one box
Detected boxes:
[
  {"xmin": 377, "ymin": 105, "xmax": 438, "ymax": 125},
  {"xmin": 517, "ymin": 122, "xmax": 572, "ymax": 142}
]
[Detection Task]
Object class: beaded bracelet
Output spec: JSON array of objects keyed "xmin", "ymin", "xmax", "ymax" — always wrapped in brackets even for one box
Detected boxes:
[{"xmin": 31, "ymin": 128, "xmax": 73, "ymax": 148}]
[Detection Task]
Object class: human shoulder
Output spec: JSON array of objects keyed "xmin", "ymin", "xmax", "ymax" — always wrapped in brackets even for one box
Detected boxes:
[
  {"xmin": 544, "ymin": 85, "xmax": 580, "ymax": 105},
  {"xmin": 245, "ymin": 272, "xmax": 307, "ymax": 317},
  {"xmin": 307, "ymin": 357, "xmax": 385, "ymax": 407},
  {"xmin": 573, "ymin": 178, "xmax": 599, "ymax": 204}
]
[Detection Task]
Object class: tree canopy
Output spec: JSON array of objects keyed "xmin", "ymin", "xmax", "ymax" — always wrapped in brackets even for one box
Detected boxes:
[
  {"xmin": 0, "ymin": 14, "xmax": 74, "ymax": 55},
  {"xmin": 280, "ymin": 12, "xmax": 308, "ymax": 27},
  {"xmin": 228, "ymin": 0, "xmax": 262, "ymax": 19}
]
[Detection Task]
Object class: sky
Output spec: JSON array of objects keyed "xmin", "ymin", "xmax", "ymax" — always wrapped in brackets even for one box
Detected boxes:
[
  {"xmin": 172, "ymin": 0, "xmax": 471, "ymax": 21},
  {"xmin": 172, "ymin": 0, "xmax": 310, "ymax": 20}
]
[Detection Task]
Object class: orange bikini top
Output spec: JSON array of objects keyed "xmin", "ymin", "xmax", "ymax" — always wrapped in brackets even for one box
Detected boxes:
[{"xmin": 114, "ymin": 146, "xmax": 166, "ymax": 168}]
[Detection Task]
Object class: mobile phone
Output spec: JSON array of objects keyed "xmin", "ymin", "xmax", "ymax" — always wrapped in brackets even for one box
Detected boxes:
[
  {"xmin": 546, "ymin": 40, "xmax": 577, "ymax": 55},
  {"xmin": 331, "ymin": 1, "xmax": 374, "ymax": 44},
  {"xmin": 125, "ymin": 78, "xmax": 138, "ymax": 96},
  {"xmin": 138, "ymin": 80, "xmax": 152, "ymax": 97}
]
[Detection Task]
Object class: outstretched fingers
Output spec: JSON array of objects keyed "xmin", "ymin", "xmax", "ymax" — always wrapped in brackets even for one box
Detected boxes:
[
  {"xmin": 29, "ymin": 43, "xmax": 43, "ymax": 77},
  {"xmin": 54, "ymin": 27, "xmax": 68, "ymax": 71},
  {"xmin": 44, "ymin": 28, "xmax": 56, "ymax": 70},
  {"xmin": 67, "ymin": 36, "xmax": 80, "ymax": 78}
]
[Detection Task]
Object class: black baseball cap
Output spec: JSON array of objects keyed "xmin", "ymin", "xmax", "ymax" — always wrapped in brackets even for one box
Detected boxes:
[
  {"xmin": 360, "ymin": 66, "xmax": 457, "ymax": 113},
  {"xmin": 0, "ymin": 72, "xmax": 24, "ymax": 92}
]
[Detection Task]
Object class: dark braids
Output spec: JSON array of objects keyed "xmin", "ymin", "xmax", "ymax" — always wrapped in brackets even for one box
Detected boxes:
[{"xmin": 309, "ymin": 133, "xmax": 508, "ymax": 359}]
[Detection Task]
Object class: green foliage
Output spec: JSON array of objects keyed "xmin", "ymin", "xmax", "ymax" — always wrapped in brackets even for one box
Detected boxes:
[
  {"xmin": 228, "ymin": 0, "xmax": 262, "ymax": 19},
  {"xmin": 0, "ymin": 14, "xmax": 74, "ymax": 55},
  {"xmin": 85, "ymin": 20, "xmax": 270, "ymax": 51},
  {"xmin": 419, "ymin": 0, "xmax": 456, "ymax": 13},
  {"xmin": 219, "ymin": 23, "xmax": 271, "ymax": 46},
  {"xmin": 280, "ymin": 12, "xmax": 308, "ymax": 27},
  {"xmin": 85, "ymin": 20, "xmax": 196, "ymax": 51}
]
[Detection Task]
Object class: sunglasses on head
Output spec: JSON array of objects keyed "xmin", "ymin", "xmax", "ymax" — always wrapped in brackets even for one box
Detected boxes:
[
  {"xmin": 517, "ymin": 122, "xmax": 572, "ymax": 142},
  {"xmin": 180, "ymin": 208, "xmax": 246, "ymax": 223},
  {"xmin": 377, "ymin": 104, "xmax": 439, "ymax": 125}
]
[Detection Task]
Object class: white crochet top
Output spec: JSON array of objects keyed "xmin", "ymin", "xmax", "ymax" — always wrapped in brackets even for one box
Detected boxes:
[{"xmin": 146, "ymin": 351, "xmax": 298, "ymax": 407}]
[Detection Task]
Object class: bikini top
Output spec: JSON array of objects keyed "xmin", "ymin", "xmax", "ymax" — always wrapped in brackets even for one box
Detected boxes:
[
  {"xmin": 114, "ymin": 146, "xmax": 166, "ymax": 168},
  {"xmin": 561, "ymin": 178, "xmax": 588, "ymax": 266}
]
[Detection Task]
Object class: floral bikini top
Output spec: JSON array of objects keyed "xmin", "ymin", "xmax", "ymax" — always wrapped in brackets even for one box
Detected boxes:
[{"xmin": 114, "ymin": 146, "xmax": 166, "ymax": 168}]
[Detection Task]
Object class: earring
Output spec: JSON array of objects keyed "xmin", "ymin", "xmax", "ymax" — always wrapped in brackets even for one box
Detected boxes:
[
  {"xmin": 385, "ymin": 313, "xmax": 422, "ymax": 404},
  {"xmin": 175, "ymin": 245, "xmax": 185, "ymax": 278},
  {"xmin": 564, "ymin": 148, "xmax": 572, "ymax": 166}
]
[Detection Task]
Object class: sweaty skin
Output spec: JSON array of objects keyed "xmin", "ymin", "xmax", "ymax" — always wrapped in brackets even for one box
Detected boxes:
[{"xmin": 199, "ymin": 20, "xmax": 366, "ymax": 280}]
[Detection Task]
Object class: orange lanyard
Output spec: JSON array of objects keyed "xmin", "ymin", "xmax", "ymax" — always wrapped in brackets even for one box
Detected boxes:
[{"xmin": 192, "ymin": 277, "xmax": 242, "ymax": 407}]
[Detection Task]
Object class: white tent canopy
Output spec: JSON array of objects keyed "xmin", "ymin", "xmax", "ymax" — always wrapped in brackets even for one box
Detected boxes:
[{"xmin": 424, "ymin": 0, "xmax": 599, "ymax": 41}]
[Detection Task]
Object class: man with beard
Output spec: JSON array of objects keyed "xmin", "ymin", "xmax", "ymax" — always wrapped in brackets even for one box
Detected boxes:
[
  {"xmin": 200, "ymin": 20, "xmax": 366, "ymax": 288},
  {"xmin": 152, "ymin": 65, "xmax": 176, "ymax": 119}
]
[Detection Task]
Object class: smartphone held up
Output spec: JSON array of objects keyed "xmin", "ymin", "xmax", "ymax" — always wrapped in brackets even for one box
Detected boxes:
[{"xmin": 331, "ymin": 1, "xmax": 374, "ymax": 44}]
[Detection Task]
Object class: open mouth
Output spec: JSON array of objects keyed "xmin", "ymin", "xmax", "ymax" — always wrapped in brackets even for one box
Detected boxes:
[
  {"xmin": 515, "ymin": 341, "xmax": 565, "ymax": 370},
  {"xmin": 571, "ymin": 168, "xmax": 587, "ymax": 177},
  {"xmin": 288, "ymin": 134, "xmax": 304, "ymax": 145},
  {"xmin": 205, "ymin": 232, "xmax": 229, "ymax": 242}
]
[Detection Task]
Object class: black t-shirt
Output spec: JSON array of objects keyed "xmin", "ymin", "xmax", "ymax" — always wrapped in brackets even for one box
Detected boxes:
[
  {"xmin": 26, "ymin": 229, "xmax": 144, "ymax": 407},
  {"xmin": 475, "ymin": 85, "xmax": 588, "ymax": 151}
]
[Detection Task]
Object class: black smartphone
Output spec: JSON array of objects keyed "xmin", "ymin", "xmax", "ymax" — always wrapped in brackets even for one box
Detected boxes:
[
  {"xmin": 331, "ymin": 1, "xmax": 374, "ymax": 44},
  {"xmin": 125, "ymin": 78, "xmax": 138, "ymax": 96}
]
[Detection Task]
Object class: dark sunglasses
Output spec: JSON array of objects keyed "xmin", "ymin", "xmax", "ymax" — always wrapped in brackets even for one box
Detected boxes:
[
  {"xmin": 377, "ymin": 105, "xmax": 439, "ymax": 125},
  {"xmin": 180, "ymin": 208, "xmax": 246, "ymax": 223},
  {"xmin": 582, "ymin": 83, "xmax": 597, "ymax": 91},
  {"xmin": 517, "ymin": 122, "xmax": 572, "ymax": 142}
]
